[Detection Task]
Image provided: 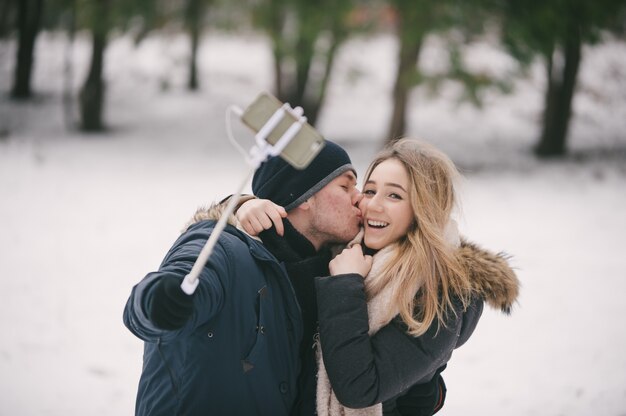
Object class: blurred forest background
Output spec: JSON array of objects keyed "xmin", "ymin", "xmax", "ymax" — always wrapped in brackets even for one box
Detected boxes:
[{"xmin": 2, "ymin": 0, "xmax": 625, "ymax": 157}]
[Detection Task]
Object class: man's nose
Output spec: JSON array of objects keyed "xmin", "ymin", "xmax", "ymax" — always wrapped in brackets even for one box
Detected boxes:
[{"xmin": 351, "ymin": 190, "xmax": 362, "ymax": 206}]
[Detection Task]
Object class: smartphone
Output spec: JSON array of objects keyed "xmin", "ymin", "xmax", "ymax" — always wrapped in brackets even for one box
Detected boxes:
[{"xmin": 241, "ymin": 92, "xmax": 325, "ymax": 169}]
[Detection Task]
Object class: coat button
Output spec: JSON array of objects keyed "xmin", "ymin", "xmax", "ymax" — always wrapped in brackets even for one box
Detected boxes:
[
  {"xmin": 207, "ymin": 332, "xmax": 214, "ymax": 338},
  {"xmin": 279, "ymin": 382, "xmax": 288, "ymax": 394}
]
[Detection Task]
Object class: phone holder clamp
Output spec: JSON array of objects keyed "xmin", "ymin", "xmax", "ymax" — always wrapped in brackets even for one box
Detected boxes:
[{"xmin": 249, "ymin": 103, "xmax": 307, "ymax": 167}]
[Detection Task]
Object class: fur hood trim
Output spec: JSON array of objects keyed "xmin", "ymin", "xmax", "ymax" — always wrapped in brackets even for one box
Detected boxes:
[
  {"xmin": 459, "ymin": 239, "xmax": 520, "ymax": 314},
  {"xmin": 183, "ymin": 203, "xmax": 236, "ymax": 232},
  {"xmin": 182, "ymin": 196, "xmax": 257, "ymax": 234},
  {"xmin": 181, "ymin": 197, "xmax": 261, "ymax": 241}
]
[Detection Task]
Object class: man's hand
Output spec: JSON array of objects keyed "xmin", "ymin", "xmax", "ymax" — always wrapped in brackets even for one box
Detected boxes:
[
  {"xmin": 329, "ymin": 244, "xmax": 372, "ymax": 277},
  {"xmin": 237, "ymin": 199, "xmax": 287, "ymax": 236},
  {"xmin": 147, "ymin": 276, "xmax": 195, "ymax": 330}
]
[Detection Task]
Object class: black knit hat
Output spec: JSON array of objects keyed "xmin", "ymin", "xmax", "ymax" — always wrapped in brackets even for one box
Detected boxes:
[{"xmin": 252, "ymin": 140, "xmax": 355, "ymax": 211}]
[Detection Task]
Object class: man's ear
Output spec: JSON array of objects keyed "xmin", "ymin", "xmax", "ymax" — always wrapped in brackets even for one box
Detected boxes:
[{"xmin": 295, "ymin": 200, "xmax": 311, "ymax": 211}]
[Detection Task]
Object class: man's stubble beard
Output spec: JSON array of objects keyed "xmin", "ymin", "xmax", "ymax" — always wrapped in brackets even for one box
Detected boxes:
[{"xmin": 308, "ymin": 214, "xmax": 360, "ymax": 248}]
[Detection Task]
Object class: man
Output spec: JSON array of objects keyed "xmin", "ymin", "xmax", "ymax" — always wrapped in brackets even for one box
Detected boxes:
[{"xmin": 123, "ymin": 140, "xmax": 361, "ymax": 415}]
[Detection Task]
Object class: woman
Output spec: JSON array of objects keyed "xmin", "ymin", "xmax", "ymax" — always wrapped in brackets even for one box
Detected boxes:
[{"xmin": 238, "ymin": 138, "xmax": 519, "ymax": 415}]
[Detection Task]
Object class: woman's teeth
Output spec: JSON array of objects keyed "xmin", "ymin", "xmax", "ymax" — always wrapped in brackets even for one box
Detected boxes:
[{"xmin": 367, "ymin": 220, "xmax": 388, "ymax": 228}]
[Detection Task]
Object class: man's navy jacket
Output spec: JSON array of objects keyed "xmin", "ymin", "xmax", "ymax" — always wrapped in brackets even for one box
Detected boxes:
[{"xmin": 124, "ymin": 219, "xmax": 302, "ymax": 416}]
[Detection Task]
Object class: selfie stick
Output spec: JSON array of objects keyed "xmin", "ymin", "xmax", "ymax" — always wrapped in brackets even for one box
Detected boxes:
[{"xmin": 180, "ymin": 104, "xmax": 308, "ymax": 295}]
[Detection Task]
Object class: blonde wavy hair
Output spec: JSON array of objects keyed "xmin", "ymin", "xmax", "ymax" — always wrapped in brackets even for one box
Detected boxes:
[{"xmin": 363, "ymin": 138, "xmax": 473, "ymax": 336}]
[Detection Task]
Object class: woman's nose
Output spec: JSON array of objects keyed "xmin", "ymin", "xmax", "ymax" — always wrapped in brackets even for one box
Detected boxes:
[{"xmin": 368, "ymin": 194, "xmax": 384, "ymax": 211}]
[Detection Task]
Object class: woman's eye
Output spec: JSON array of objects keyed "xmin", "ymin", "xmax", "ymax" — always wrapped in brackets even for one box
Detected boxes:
[
  {"xmin": 363, "ymin": 189, "xmax": 375, "ymax": 196},
  {"xmin": 389, "ymin": 193, "xmax": 402, "ymax": 200}
]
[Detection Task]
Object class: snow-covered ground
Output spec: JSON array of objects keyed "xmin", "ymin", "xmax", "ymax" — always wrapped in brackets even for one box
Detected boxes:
[{"xmin": 1, "ymin": 30, "xmax": 625, "ymax": 415}]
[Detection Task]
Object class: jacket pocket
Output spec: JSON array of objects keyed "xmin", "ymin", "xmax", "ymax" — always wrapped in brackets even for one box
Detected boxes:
[{"xmin": 242, "ymin": 285, "xmax": 268, "ymax": 373}]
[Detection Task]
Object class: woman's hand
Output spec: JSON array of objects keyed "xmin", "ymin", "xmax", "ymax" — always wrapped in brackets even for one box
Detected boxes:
[
  {"xmin": 236, "ymin": 199, "xmax": 287, "ymax": 236},
  {"xmin": 329, "ymin": 244, "xmax": 373, "ymax": 277}
]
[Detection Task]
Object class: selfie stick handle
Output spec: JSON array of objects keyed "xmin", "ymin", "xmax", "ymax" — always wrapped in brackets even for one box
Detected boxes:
[
  {"xmin": 180, "ymin": 169, "xmax": 252, "ymax": 294},
  {"xmin": 180, "ymin": 103, "xmax": 306, "ymax": 295}
]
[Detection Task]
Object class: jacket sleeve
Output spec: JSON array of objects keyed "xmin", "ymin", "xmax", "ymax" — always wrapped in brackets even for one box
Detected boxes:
[
  {"xmin": 123, "ymin": 227, "xmax": 233, "ymax": 344},
  {"xmin": 389, "ymin": 366, "xmax": 447, "ymax": 416},
  {"xmin": 315, "ymin": 273, "xmax": 465, "ymax": 409}
]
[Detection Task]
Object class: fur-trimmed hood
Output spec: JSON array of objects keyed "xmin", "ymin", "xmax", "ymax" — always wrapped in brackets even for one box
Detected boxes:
[
  {"xmin": 458, "ymin": 239, "xmax": 519, "ymax": 314},
  {"xmin": 182, "ymin": 196, "xmax": 257, "ymax": 234},
  {"xmin": 183, "ymin": 203, "xmax": 236, "ymax": 232}
]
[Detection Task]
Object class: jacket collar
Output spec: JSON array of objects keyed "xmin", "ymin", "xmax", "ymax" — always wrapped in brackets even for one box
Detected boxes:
[{"xmin": 258, "ymin": 219, "xmax": 317, "ymax": 262}]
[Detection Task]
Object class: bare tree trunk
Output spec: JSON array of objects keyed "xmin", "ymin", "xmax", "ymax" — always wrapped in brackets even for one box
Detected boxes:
[
  {"xmin": 265, "ymin": 0, "xmax": 286, "ymax": 99},
  {"xmin": 272, "ymin": 45, "xmax": 284, "ymax": 99},
  {"xmin": 188, "ymin": 26, "xmax": 200, "ymax": 90},
  {"xmin": 80, "ymin": 0, "xmax": 109, "ymax": 132},
  {"xmin": 11, "ymin": 0, "xmax": 43, "ymax": 99},
  {"xmin": 535, "ymin": 27, "xmax": 582, "ymax": 157},
  {"xmin": 284, "ymin": 5, "xmax": 321, "ymax": 113},
  {"xmin": 186, "ymin": 0, "xmax": 202, "ymax": 91},
  {"xmin": 63, "ymin": 1, "xmax": 77, "ymax": 130},
  {"xmin": 80, "ymin": 30, "xmax": 107, "ymax": 131},
  {"xmin": 306, "ymin": 34, "xmax": 341, "ymax": 127},
  {"xmin": 264, "ymin": 1, "xmax": 345, "ymax": 127},
  {"xmin": 386, "ymin": 23, "xmax": 423, "ymax": 144},
  {"xmin": 293, "ymin": 34, "xmax": 316, "ymax": 107}
]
